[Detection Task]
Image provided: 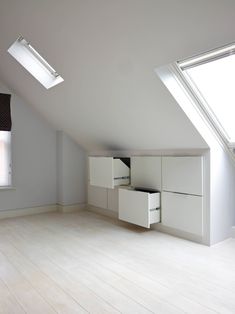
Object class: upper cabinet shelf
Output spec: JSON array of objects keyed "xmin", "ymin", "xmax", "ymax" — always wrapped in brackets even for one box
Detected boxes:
[{"xmin": 89, "ymin": 157, "xmax": 130, "ymax": 189}]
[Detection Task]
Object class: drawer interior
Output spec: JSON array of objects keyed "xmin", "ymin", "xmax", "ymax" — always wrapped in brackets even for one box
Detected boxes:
[{"xmin": 134, "ymin": 187, "xmax": 160, "ymax": 193}]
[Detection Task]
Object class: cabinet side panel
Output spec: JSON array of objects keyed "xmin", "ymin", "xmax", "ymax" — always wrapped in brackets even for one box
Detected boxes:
[{"xmin": 113, "ymin": 159, "xmax": 130, "ymax": 186}]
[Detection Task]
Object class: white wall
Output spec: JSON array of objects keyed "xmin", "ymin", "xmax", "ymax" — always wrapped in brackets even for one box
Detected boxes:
[
  {"xmin": 57, "ymin": 131, "xmax": 86, "ymax": 206},
  {"xmin": 0, "ymin": 0, "xmax": 223, "ymax": 152},
  {"xmin": 0, "ymin": 83, "xmax": 87, "ymax": 211},
  {"xmin": 0, "ymin": 82, "xmax": 57, "ymax": 210}
]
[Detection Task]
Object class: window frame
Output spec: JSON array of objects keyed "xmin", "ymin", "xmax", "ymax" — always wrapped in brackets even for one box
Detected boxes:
[
  {"xmin": 176, "ymin": 43, "xmax": 235, "ymax": 148},
  {"xmin": 8, "ymin": 36, "xmax": 64, "ymax": 89}
]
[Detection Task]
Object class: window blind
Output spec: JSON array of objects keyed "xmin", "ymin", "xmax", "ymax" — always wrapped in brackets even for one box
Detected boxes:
[{"xmin": 0, "ymin": 93, "xmax": 12, "ymax": 131}]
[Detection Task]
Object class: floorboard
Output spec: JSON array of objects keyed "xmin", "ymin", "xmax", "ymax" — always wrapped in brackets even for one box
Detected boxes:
[{"xmin": 0, "ymin": 211, "xmax": 234, "ymax": 313}]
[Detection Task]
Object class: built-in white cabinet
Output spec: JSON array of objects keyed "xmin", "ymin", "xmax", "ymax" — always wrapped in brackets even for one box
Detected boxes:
[
  {"xmin": 89, "ymin": 155, "xmax": 204, "ymax": 237},
  {"xmin": 88, "ymin": 184, "xmax": 108, "ymax": 208},
  {"xmin": 89, "ymin": 157, "xmax": 130, "ymax": 189},
  {"xmin": 119, "ymin": 187, "xmax": 160, "ymax": 228},
  {"xmin": 131, "ymin": 156, "xmax": 161, "ymax": 190},
  {"xmin": 162, "ymin": 192, "xmax": 203, "ymax": 236},
  {"xmin": 162, "ymin": 156, "xmax": 203, "ymax": 195},
  {"xmin": 161, "ymin": 156, "xmax": 203, "ymax": 236}
]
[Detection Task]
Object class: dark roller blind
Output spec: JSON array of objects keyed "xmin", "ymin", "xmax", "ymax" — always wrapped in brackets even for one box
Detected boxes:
[{"xmin": 0, "ymin": 93, "xmax": 12, "ymax": 131}]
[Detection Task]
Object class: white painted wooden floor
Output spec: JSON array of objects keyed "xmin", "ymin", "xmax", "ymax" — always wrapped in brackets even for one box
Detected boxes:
[{"xmin": 0, "ymin": 211, "xmax": 234, "ymax": 314}]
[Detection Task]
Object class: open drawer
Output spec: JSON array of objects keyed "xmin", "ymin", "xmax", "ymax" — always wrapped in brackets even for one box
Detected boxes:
[
  {"xmin": 118, "ymin": 187, "xmax": 160, "ymax": 228},
  {"xmin": 89, "ymin": 157, "xmax": 130, "ymax": 189}
]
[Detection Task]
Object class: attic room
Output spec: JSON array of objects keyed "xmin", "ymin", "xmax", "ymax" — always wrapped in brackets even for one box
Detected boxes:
[{"xmin": 0, "ymin": 0, "xmax": 235, "ymax": 313}]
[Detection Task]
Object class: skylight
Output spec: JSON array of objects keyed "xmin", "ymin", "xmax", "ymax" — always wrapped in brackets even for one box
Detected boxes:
[
  {"xmin": 177, "ymin": 43, "xmax": 235, "ymax": 146},
  {"xmin": 8, "ymin": 36, "xmax": 64, "ymax": 89}
]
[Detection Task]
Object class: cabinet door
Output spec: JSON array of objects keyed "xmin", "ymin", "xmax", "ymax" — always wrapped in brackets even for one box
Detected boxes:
[
  {"xmin": 119, "ymin": 188, "xmax": 160, "ymax": 228},
  {"xmin": 88, "ymin": 185, "xmax": 108, "ymax": 208},
  {"xmin": 131, "ymin": 157, "xmax": 161, "ymax": 190},
  {"xmin": 89, "ymin": 157, "xmax": 114, "ymax": 188},
  {"xmin": 162, "ymin": 156, "xmax": 203, "ymax": 195},
  {"xmin": 162, "ymin": 192, "xmax": 203, "ymax": 236}
]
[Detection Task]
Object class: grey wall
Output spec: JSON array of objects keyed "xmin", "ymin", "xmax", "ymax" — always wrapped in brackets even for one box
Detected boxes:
[
  {"xmin": 0, "ymin": 82, "xmax": 57, "ymax": 210},
  {"xmin": 57, "ymin": 131, "xmax": 86, "ymax": 206},
  {"xmin": 0, "ymin": 83, "xmax": 87, "ymax": 211}
]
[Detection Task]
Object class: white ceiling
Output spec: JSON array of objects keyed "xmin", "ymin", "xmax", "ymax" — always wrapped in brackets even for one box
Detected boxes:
[{"xmin": 0, "ymin": 0, "xmax": 234, "ymax": 151}]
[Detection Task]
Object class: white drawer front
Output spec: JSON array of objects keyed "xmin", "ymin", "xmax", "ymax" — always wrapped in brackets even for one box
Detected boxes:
[
  {"xmin": 89, "ymin": 157, "xmax": 114, "ymax": 188},
  {"xmin": 162, "ymin": 192, "xmax": 203, "ymax": 236},
  {"xmin": 162, "ymin": 156, "xmax": 203, "ymax": 196},
  {"xmin": 131, "ymin": 157, "xmax": 161, "ymax": 190},
  {"xmin": 119, "ymin": 188, "xmax": 160, "ymax": 228}
]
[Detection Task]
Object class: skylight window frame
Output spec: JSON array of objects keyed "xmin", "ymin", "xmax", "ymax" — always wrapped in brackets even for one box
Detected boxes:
[
  {"xmin": 179, "ymin": 42, "xmax": 235, "ymax": 70},
  {"xmin": 8, "ymin": 36, "xmax": 64, "ymax": 89},
  {"xmin": 176, "ymin": 43, "xmax": 235, "ymax": 148},
  {"xmin": 17, "ymin": 36, "xmax": 59, "ymax": 78}
]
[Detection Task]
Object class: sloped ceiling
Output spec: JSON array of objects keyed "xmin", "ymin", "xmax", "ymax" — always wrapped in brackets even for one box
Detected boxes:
[{"xmin": 0, "ymin": 0, "xmax": 234, "ymax": 151}]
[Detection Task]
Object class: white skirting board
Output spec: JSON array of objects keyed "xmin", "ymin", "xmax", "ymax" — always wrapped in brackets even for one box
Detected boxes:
[
  {"xmin": 87, "ymin": 205, "xmax": 118, "ymax": 219},
  {"xmin": 152, "ymin": 223, "xmax": 204, "ymax": 244},
  {"xmin": 57, "ymin": 203, "xmax": 87, "ymax": 213},
  {"xmin": 231, "ymin": 226, "xmax": 235, "ymax": 238},
  {"xmin": 87, "ymin": 204, "xmax": 205, "ymax": 244},
  {"xmin": 0, "ymin": 205, "xmax": 58, "ymax": 220},
  {"xmin": 0, "ymin": 203, "xmax": 87, "ymax": 220}
]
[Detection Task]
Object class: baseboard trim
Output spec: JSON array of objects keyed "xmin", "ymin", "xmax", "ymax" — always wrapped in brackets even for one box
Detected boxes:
[
  {"xmin": 87, "ymin": 205, "xmax": 118, "ymax": 219},
  {"xmin": 87, "ymin": 205, "xmax": 207, "ymax": 244},
  {"xmin": 58, "ymin": 203, "xmax": 87, "ymax": 213},
  {"xmin": 152, "ymin": 223, "xmax": 203, "ymax": 244},
  {"xmin": 0, "ymin": 205, "xmax": 57, "ymax": 220},
  {"xmin": 231, "ymin": 226, "xmax": 235, "ymax": 238}
]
